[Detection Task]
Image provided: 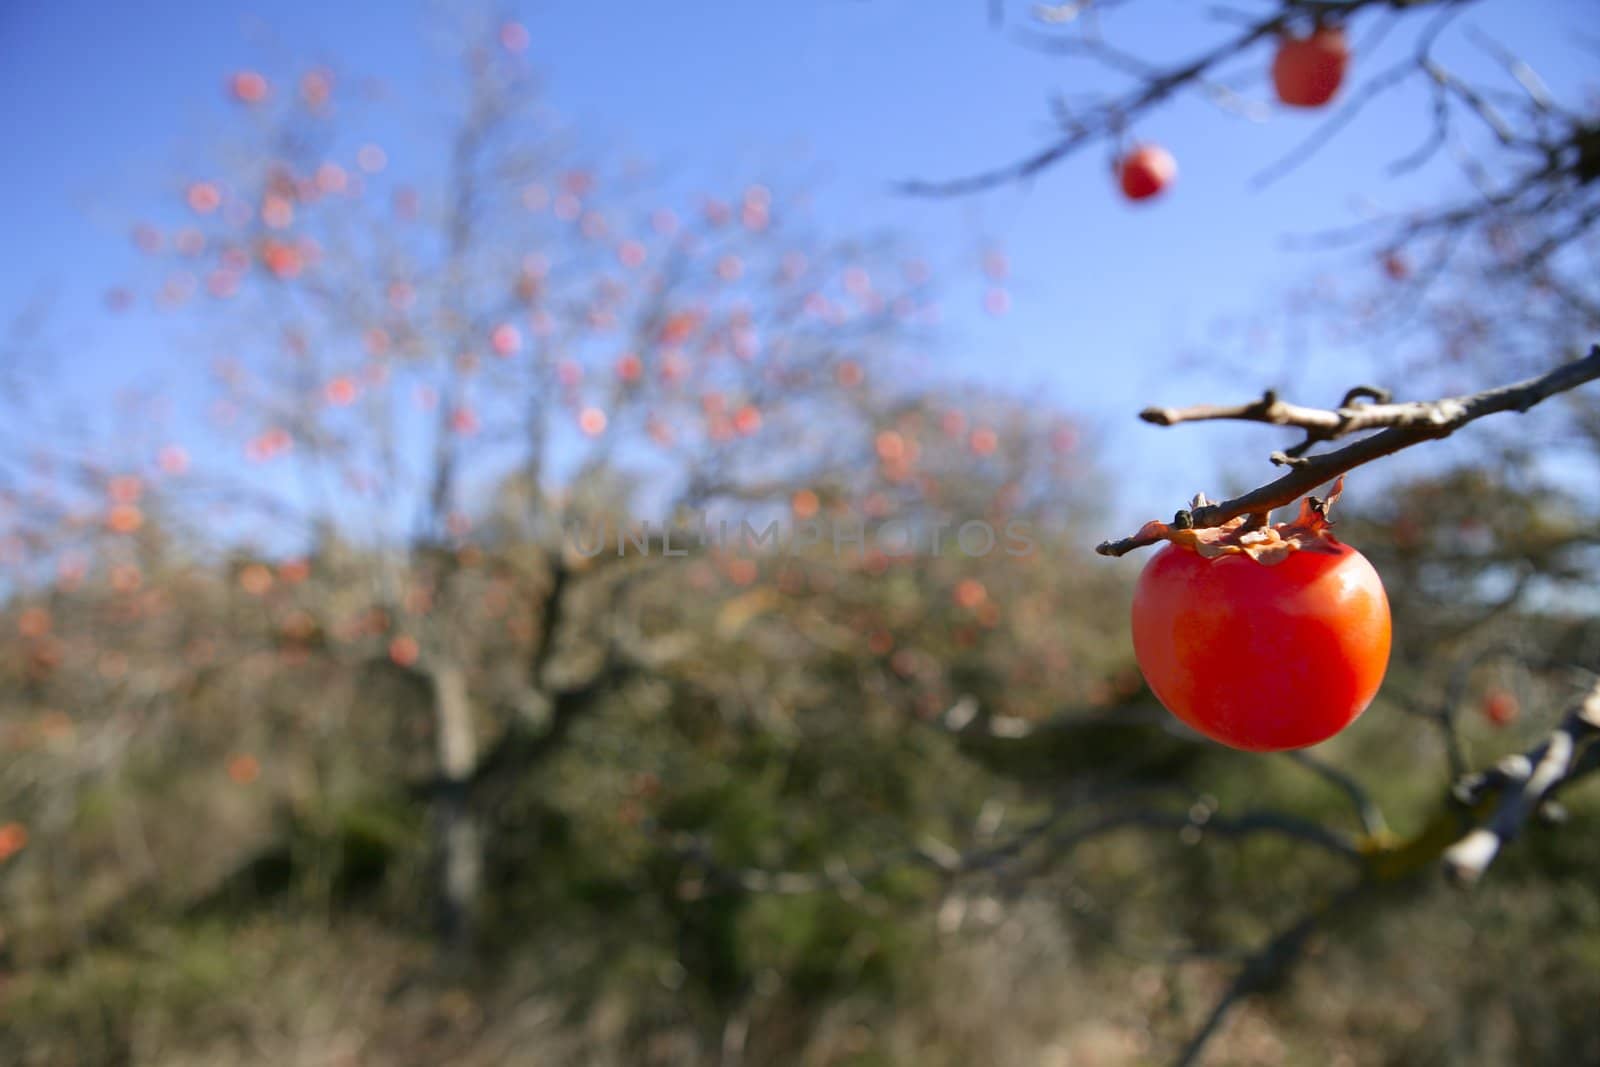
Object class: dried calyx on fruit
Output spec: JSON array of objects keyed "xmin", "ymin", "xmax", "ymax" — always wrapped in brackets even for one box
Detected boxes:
[{"xmin": 1124, "ymin": 476, "xmax": 1348, "ymax": 564}]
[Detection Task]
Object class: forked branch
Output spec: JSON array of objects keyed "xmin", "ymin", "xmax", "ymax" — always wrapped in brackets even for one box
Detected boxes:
[{"xmin": 1096, "ymin": 344, "xmax": 1600, "ymax": 556}]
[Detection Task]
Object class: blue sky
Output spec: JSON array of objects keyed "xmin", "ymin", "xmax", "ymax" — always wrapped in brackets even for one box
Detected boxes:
[{"xmin": 3, "ymin": 0, "xmax": 1596, "ymax": 536}]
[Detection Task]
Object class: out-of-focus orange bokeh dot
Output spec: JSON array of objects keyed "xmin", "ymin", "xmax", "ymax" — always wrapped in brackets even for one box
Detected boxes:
[
  {"xmin": 230, "ymin": 70, "xmax": 269, "ymax": 104},
  {"xmin": 389, "ymin": 635, "xmax": 420, "ymax": 667},
  {"xmin": 227, "ymin": 754, "xmax": 261, "ymax": 785},
  {"xmin": 0, "ymin": 822, "xmax": 28, "ymax": 861},
  {"xmin": 238, "ymin": 564, "xmax": 274, "ymax": 596},
  {"xmin": 187, "ymin": 182, "xmax": 222, "ymax": 214},
  {"xmin": 17, "ymin": 608, "xmax": 51, "ymax": 639},
  {"xmin": 726, "ymin": 558, "xmax": 758, "ymax": 586},
  {"xmin": 325, "ymin": 377, "xmax": 359, "ymax": 406},
  {"xmin": 107, "ymin": 505, "xmax": 144, "ymax": 534}
]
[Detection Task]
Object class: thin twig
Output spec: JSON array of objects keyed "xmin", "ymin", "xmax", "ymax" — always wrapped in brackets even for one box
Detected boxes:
[
  {"xmin": 1284, "ymin": 751, "xmax": 1387, "ymax": 838},
  {"xmin": 1172, "ymin": 884, "xmax": 1362, "ymax": 1067}
]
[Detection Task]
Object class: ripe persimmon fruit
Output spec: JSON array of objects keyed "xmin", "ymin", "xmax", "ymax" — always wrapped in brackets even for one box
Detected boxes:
[
  {"xmin": 1117, "ymin": 144, "xmax": 1177, "ymax": 201},
  {"xmin": 1272, "ymin": 26, "xmax": 1350, "ymax": 109},
  {"xmin": 1130, "ymin": 480, "xmax": 1390, "ymax": 751}
]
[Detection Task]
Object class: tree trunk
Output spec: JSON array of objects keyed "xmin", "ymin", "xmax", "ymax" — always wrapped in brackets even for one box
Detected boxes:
[{"xmin": 430, "ymin": 660, "xmax": 481, "ymax": 951}]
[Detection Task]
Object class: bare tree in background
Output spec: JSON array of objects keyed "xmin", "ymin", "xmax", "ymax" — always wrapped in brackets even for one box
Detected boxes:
[
  {"xmin": 19, "ymin": 19, "xmax": 1098, "ymax": 959},
  {"xmin": 3, "ymin": 6, "xmax": 1599, "ymax": 1065}
]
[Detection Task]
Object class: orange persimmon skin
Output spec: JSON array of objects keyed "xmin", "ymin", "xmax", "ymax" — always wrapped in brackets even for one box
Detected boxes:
[{"xmin": 1131, "ymin": 540, "xmax": 1391, "ymax": 751}]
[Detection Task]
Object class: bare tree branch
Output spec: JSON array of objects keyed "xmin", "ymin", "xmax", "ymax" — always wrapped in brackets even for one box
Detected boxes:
[
  {"xmin": 1443, "ymin": 675, "xmax": 1600, "ymax": 885},
  {"xmin": 898, "ymin": 3, "xmax": 1304, "ymax": 196},
  {"xmin": 670, "ymin": 793, "xmax": 1361, "ymax": 898},
  {"xmin": 901, "ymin": 0, "xmax": 1472, "ymax": 198},
  {"xmin": 1097, "ymin": 344, "xmax": 1600, "ymax": 556}
]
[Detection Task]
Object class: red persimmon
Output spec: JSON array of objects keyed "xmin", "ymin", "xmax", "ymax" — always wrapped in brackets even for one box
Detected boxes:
[
  {"xmin": 1130, "ymin": 482, "xmax": 1390, "ymax": 751},
  {"xmin": 1117, "ymin": 144, "xmax": 1177, "ymax": 201},
  {"xmin": 1272, "ymin": 26, "xmax": 1350, "ymax": 109}
]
